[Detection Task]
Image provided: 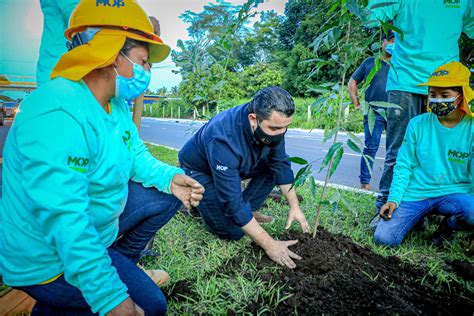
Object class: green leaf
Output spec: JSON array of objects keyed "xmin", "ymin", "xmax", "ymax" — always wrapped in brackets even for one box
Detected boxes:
[
  {"xmin": 307, "ymin": 84, "xmax": 331, "ymax": 94},
  {"xmin": 369, "ymin": 101, "xmax": 402, "ymax": 109},
  {"xmin": 362, "ymin": 57, "xmax": 381, "ymax": 89},
  {"xmin": 362, "ymin": 154, "xmax": 374, "ymax": 177},
  {"xmin": 329, "ymin": 147, "xmax": 344, "ymax": 178},
  {"xmin": 288, "ymin": 157, "xmax": 308, "ymax": 165},
  {"xmin": 345, "ymin": 0, "xmax": 361, "ymax": 18},
  {"xmin": 369, "ymin": 2, "xmax": 397, "ymax": 10},
  {"xmin": 319, "ymin": 142, "xmax": 343, "ymax": 172},
  {"xmin": 347, "ymin": 139, "xmax": 362, "ymax": 154},
  {"xmin": 347, "ymin": 131, "xmax": 363, "ymax": 146},
  {"xmin": 382, "ymin": 22, "xmax": 405, "ymax": 41},
  {"xmin": 368, "ymin": 108, "xmax": 376, "ymax": 136},
  {"xmin": 308, "ymin": 175, "xmax": 317, "ymax": 196},
  {"xmin": 327, "ymin": 1, "xmax": 340, "ymax": 14},
  {"xmin": 323, "ymin": 127, "xmax": 339, "ymax": 143},
  {"xmin": 312, "ymin": 97, "xmax": 328, "ymax": 113},
  {"xmin": 360, "ymin": 100, "xmax": 370, "ymax": 116}
]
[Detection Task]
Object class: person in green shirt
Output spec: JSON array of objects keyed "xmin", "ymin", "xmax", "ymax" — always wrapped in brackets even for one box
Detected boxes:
[
  {"xmin": 1, "ymin": 1, "xmax": 204, "ymax": 315},
  {"xmin": 375, "ymin": 61, "xmax": 473, "ymax": 247},
  {"xmin": 366, "ymin": 0, "xmax": 473, "ymax": 213}
]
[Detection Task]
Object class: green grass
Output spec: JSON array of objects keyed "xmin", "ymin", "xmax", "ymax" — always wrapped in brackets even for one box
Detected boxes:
[{"xmin": 145, "ymin": 144, "xmax": 473, "ymax": 314}]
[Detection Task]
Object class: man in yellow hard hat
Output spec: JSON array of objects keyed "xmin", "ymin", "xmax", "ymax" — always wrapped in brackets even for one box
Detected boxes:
[
  {"xmin": 0, "ymin": 1, "xmax": 204, "ymax": 315},
  {"xmin": 375, "ymin": 61, "xmax": 473, "ymax": 247}
]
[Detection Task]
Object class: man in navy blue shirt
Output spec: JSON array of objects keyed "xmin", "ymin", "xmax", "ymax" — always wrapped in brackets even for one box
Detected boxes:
[
  {"xmin": 179, "ymin": 87, "xmax": 310, "ymax": 269},
  {"xmin": 348, "ymin": 31, "xmax": 394, "ymax": 191}
]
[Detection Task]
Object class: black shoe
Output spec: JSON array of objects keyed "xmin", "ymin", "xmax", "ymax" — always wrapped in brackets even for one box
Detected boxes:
[
  {"xmin": 413, "ymin": 217, "xmax": 428, "ymax": 232},
  {"xmin": 430, "ymin": 218, "xmax": 455, "ymax": 247}
]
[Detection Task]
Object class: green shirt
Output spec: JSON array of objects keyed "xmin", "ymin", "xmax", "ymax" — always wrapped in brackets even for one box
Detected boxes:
[
  {"xmin": 0, "ymin": 77, "xmax": 183, "ymax": 315},
  {"xmin": 388, "ymin": 113, "xmax": 473, "ymax": 206},
  {"xmin": 367, "ymin": 0, "xmax": 473, "ymax": 95},
  {"xmin": 36, "ymin": 0, "xmax": 79, "ymax": 86}
]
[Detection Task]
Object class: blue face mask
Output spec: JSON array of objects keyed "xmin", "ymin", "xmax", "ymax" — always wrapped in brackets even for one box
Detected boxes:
[
  {"xmin": 114, "ymin": 52, "xmax": 151, "ymax": 100},
  {"xmin": 385, "ymin": 43, "xmax": 394, "ymax": 55}
]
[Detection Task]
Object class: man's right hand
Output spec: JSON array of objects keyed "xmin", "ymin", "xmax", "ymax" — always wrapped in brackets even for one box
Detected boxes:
[
  {"xmin": 264, "ymin": 239, "xmax": 301, "ymax": 269},
  {"xmin": 379, "ymin": 202, "xmax": 397, "ymax": 220},
  {"xmin": 107, "ymin": 298, "xmax": 144, "ymax": 316},
  {"xmin": 354, "ymin": 103, "xmax": 362, "ymax": 110}
]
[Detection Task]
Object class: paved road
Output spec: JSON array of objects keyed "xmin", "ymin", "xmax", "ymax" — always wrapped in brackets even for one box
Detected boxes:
[
  {"xmin": 0, "ymin": 121, "xmax": 12, "ymax": 198},
  {"xmin": 0, "ymin": 117, "xmax": 386, "ymax": 192},
  {"xmin": 140, "ymin": 118, "xmax": 386, "ymax": 190}
]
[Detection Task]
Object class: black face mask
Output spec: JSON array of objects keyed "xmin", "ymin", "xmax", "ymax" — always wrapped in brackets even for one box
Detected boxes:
[{"xmin": 254, "ymin": 123, "xmax": 286, "ymax": 147}]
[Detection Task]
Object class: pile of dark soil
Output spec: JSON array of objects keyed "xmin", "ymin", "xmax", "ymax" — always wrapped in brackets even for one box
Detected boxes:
[{"xmin": 258, "ymin": 229, "xmax": 474, "ymax": 315}]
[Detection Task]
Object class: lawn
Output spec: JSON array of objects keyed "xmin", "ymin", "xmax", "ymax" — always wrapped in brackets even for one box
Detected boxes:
[{"xmin": 145, "ymin": 144, "xmax": 473, "ymax": 314}]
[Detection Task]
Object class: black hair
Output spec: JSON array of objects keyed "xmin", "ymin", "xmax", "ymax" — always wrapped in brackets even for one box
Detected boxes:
[
  {"xmin": 248, "ymin": 86, "xmax": 295, "ymax": 121},
  {"xmin": 120, "ymin": 38, "xmax": 150, "ymax": 56},
  {"xmin": 382, "ymin": 29, "xmax": 394, "ymax": 41}
]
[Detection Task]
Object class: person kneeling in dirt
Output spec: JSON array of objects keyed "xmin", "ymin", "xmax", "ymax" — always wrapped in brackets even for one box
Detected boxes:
[
  {"xmin": 375, "ymin": 61, "xmax": 474, "ymax": 247},
  {"xmin": 179, "ymin": 86, "xmax": 310, "ymax": 269}
]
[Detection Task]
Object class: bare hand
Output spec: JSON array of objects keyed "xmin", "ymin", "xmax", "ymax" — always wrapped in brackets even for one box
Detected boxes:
[
  {"xmin": 285, "ymin": 208, "xmax": 310, "ymax": 233},
  {"xmin": 264, "ymin": 240, "xmax": 301, "ymax": 269},
  {"xmin": 354, "ymin": 103, "xmax": 362, "ymax": 110},
  {"xmin": 170, "ymin": 174, "xmax": 204, "ymax": 209},
  {"xmin": 379, "ymin": 202, "xmax": 397, "ymax": 220},
  {"xmin": 107, "ymin": 298, "xmax": 144, "ymax": 316}
]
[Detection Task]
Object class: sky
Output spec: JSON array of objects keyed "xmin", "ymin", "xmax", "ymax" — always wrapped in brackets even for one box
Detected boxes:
[{"xmin": 0, "ymin": 0, "xmax": 287, "ymax": 97}]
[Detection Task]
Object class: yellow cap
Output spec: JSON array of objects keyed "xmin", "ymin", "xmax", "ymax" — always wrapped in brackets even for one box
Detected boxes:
[
  {"xmin": 419, "ymin": 61, "xmax": 473, "ymax": 117},
  {"xmin": 65, "ymin": 0, "xmax": 170, "ymax": 63}
]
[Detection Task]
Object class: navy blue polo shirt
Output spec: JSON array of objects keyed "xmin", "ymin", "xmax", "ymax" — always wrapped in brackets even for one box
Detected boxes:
[
  {"xmin": 352, "ymin": 57, "xmax": 390, "ymax": 103},
  {"xmin": 179, "ymin": 104, "xmax": 294, "ymax": 227}
]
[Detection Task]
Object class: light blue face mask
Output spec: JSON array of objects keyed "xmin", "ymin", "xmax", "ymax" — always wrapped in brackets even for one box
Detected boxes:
[
  {"xmin": 114, "ymin": 52, "xmax": 151, "ymax": 100},
  {"xmin": 385, "ymin": 43, "xmax": 394, "ymax": 55}
]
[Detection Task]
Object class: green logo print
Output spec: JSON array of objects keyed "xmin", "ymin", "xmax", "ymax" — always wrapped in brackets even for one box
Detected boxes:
[
  {"xmin": 67, "ymin": 156, "xmax": 89, "ymax": 173},
  {"xmin": 444, "ymin": 0, "xmax": 460, "ymax": 8},
  {"xmin": 122, "ymin": 130, "xmax": 133, "ymax": 152},
  {"xmin": 447, "ymin": 149, "xmax": 469, "ymax": 164}
]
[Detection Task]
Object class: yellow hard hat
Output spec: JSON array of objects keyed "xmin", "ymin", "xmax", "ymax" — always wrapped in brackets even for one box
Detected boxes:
[
  {"xmin": 419, "ymin": 61, "xmax": 473, "ymax": 117},
  {"xmin": 65, "ymin": 0, "xmax": 170, "ymax": 63}
]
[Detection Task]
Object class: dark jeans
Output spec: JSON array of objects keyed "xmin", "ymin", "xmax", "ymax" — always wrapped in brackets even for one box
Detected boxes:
[
  {"xmin": 183, "ymin": 167, "xmax": 275, "ymax": 240},
  {"xmin": 375, "ymin": 91, "xmax": 427, "ymax": 211},
  {"xmin": 375, "ymin": 193, "xmax": 474, "ymax": 247},
  {"xmin": 360, "ymin": 112, "xmax": 386, "ymax": 185},
  {"xmin": 16, "ymin": 181, "xmax": 181, "ymax": 316}
]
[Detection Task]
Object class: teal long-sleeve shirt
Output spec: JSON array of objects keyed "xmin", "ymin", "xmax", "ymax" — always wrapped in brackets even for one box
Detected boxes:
[
  {"xmin": 367, "ymin": 0, "xmax": 473, "ymax": 95},
  {"xmin": 0, "ymin": 77, "xmax": 183, "ymax": 315},
  {"xmin": 388, "ymin": 113, "xmax": 473, "ymax": 206},
  {"xmin": 36, "ymin": 0, "xmax": 79, "ymax": 86}
]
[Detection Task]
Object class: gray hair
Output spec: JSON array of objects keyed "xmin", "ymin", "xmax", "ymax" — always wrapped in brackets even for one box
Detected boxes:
[{"xmin": 248, "ymin": 86, "xmax": 295, "ymax": 121}]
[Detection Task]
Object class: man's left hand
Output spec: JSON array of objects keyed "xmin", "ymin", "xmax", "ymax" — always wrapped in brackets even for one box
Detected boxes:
[
  {"xmin": 170, "ymin": 174, "xmax": 204, "ymax": 209},
  {"xmin": 285, "ymin": 208, "xmax": 310, "ymax": 233}
]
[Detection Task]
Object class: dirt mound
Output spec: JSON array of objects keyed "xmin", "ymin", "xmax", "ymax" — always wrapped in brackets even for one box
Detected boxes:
[{"xmin": 261, "ymin": 230, "xmax": 473, "ymax": 315}]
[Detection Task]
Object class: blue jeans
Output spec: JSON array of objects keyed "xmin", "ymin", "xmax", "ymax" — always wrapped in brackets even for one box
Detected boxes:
[
  {"xmin": 16, "ymin": 181, "xmax": 181, "ymax": 316},
  {"xmin": 375, "ymin": 91, "xmax": 427, "ymax": 211},
  {"xmin": 374, "ymin": 193, "xmax": 474, "ymax": 247},
  {"xmin": 360, "ymin": 112, "xmax": 386, "ymax": 184},
  {"xmin": 183, "ymin": 167, "xmax": 276, "ymax": 240}
]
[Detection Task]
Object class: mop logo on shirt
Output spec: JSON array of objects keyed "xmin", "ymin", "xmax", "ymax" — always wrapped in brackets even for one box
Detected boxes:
[
  {"xmin": 122, "ymin": 130, "xmax": 133, "ymax": 152},
  {"xmin": 67, "ymin": 156, "xmax": 89, "ymax": 173},
  {"xmin": 447, "ymin": 149, "xmax": 470, "ymax": 164},
  {"xmin": 444, "ymin": 0, "xmax": 460, "ymax": 9}
]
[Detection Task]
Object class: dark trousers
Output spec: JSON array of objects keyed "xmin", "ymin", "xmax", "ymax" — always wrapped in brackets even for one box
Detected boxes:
[
  {"xmin": 16, "ymin": 181, "xmax": 181, "ymax": 316},
  {"xmin": 360, "ymin": 111, "xmax": 386, "ymax": 185},
  {"xmin": 375, "ymin": 91, "xmax": 427, "ymax": 211},
  {"xmin": 183, "ymin": 167, "xmax": 276, "ymax": 240}
]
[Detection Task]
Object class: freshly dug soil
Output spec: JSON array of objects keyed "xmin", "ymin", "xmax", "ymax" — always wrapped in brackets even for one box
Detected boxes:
[{"xmin": 258, "ymin": 229, "xmax": 474, "ymax": 315}]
